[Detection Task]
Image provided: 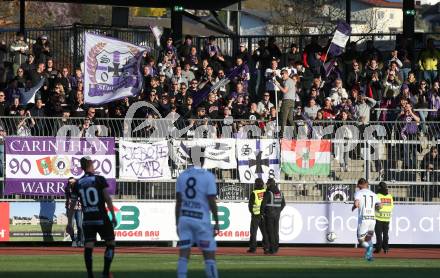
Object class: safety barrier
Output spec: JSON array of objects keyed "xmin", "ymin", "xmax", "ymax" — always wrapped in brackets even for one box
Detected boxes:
[{"xmin": 0, "ymin": 118, "xmax": 439, "ymax": 202}]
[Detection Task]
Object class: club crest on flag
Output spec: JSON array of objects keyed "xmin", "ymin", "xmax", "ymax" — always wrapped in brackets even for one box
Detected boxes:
[
  {"xmin": 84, "ymin": 33, "xmax": 148, "ymax": 105},
  {"xmin": 281, "ymin": 140, "xmax": 331, "ymax": 176},
  {"xmin": 36, "ymin": 157, "xmax": 53, "ymax": 176}
]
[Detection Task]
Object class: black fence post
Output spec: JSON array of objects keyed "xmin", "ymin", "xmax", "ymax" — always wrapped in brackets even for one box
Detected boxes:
[{"xmin": 73, "ymin": 23, "xmax": 79, "ymax": 70}]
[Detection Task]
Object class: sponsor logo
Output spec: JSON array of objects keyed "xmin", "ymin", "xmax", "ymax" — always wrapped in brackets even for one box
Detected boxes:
[
  {"xmin": 109, "ymin": 205, "xmax": 140, "ymax": 230},
  {"xmin": 279, "ymin": 206, "xmax": 303, "ymax": 241}
]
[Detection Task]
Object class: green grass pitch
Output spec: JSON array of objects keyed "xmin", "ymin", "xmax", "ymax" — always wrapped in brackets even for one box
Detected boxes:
[{"xmin": 0, "ymin": 254, "xmax": 439, "ymax": 278}]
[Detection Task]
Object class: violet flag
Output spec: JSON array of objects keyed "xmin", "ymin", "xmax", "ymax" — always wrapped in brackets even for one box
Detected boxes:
[{"xmin": 328, "ymin": 22, "xmax": 352, "ymax": 57}]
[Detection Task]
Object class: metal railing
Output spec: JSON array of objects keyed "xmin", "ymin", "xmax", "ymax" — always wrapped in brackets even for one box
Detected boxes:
[
  {"xmin": 2, "ymin": 24, "xmax": 439, "ymax": 70},
  {"xmin": 0, "ymin": 117, "xmax": 439, "ymax": 202}
]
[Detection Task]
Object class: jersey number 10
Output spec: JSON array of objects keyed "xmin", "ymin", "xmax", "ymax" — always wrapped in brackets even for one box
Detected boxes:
[{"xmin": 79, "ymin": 187, "xmax": 99, "ymax": 207}]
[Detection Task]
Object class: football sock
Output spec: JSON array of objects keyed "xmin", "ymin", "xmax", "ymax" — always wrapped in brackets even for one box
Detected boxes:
[
  {"xmin": 361, "ymin": 241, "xmax": 369, "ymax": 248},
  {"xmin": 84, "ymin": 247, "xmax": 93, "ymax": 278},
  {"xmin": 177, "ymin": 257, "xmax": 188, "ymax": 278},
  {"xmin": 103, "ymin": 245, "xmax": 115, "ymax": 276},
  {"xmin": 204, "ymin": 259, "xmax": 219, "ymax": 278}
]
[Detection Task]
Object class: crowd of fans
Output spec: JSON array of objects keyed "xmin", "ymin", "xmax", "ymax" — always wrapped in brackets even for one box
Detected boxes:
[{"xmin": 0, "ymin": 32, "xmax": 440, "ymax": 141}]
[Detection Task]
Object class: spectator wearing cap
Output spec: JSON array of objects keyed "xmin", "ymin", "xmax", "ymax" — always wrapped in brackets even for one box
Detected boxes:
[
  {"xmin": 284, "ymin": 43, "xmax": 301, "ymax": 68},
  {"xmin": 236, "ymin": 42, "xmax": 251, "ymax": 64},
  {"xmin": 10, "ymin": 32, "xmax": 29, "ymax": 75},
  {"xmin": 33, "ymin": 35, "xmax": 51, "ymax": 64}
]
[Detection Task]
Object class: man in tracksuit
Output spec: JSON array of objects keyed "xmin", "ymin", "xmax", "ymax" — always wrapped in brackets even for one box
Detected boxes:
[
  {"xmin": 247, "ymin": 178, "xmax": 268, "ymax": 253},
  {"xmin": 261, "ymin": 178, "xmax": 285, "ymax": 255}
]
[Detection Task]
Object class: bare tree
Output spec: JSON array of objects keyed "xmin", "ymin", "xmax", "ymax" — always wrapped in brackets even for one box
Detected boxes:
[{"xmin": 268, "ymin": 0, "xmax": 345, "ymax": 34}]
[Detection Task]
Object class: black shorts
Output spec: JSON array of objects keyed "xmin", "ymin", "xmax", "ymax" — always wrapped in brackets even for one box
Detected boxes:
[{"xmin": 83, "ymin": 219, "xmax": 115, "ymax": 243}]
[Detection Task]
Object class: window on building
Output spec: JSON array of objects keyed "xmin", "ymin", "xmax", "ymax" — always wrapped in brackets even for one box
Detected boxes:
[
  {"xmin": 378, "ymin": 11, "xmax": 385, "ymax": 19},
  {"xmin": 390, "ymin": 13, "xmax": 394, "ymax": 19}
]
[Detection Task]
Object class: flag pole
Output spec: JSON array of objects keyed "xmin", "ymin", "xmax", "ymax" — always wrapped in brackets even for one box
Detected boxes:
[{"xmin": 275, "ymin": 85, "xmax": 279, "ymax": 138}]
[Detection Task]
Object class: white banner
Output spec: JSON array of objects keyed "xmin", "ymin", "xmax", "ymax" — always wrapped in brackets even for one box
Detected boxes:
[
  {"xmin": 236, "ymin": 139, "xmax": 280, "ymax": 183},
  {"xmin": 172, "ymin": 139, "xmax": 237, "ymax": 169},
  {"xmin": 84, "ymin": 33, "xmax": 146, "ymax": 105},
  {"xmin": 119, "ymin": 140, "xmax": 171, "ymax": 180},
  {"xmin": 110, "ymin": 202, "xmax": 440, "ymax": 244}
]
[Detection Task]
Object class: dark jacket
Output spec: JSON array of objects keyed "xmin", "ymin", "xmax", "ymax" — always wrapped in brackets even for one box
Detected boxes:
[{"xmin": 261, "ymin": 184, "xmax": 286, "ymax": 217}]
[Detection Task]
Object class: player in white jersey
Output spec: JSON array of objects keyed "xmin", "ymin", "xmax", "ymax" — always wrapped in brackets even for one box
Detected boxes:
[
  {"xmin": 352, "ymin": 178, "xmax": 382, "ymax": 261},
  {"xmin": 175, "ymin": 146, "xmax": 220, "ymax": 278}
]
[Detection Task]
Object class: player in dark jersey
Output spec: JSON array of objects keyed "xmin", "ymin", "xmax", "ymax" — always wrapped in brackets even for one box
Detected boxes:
[{"xmin": 66, "ymin": 156, "xmax": 117, "ymax": 278}]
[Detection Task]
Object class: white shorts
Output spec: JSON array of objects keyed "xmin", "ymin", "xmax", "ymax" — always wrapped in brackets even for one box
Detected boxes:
[
  {"xmin": 357, "ymin": 220, "xmax": 376, "ymax": 240},
  {"xmin": 177, "ymin": 219, "xmax": 217, "ymax": 251}
]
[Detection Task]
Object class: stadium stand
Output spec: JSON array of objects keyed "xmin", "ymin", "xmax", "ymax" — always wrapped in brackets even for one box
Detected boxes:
[{"xmin": 0, "ymin": 25, "xmax": 439, "ymax": 202}]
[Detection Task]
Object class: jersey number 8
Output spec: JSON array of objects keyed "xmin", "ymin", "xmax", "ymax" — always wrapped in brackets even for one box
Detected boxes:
[{"xmin": 185, "ymin": 177, "xmax": 197, "ymax": 199}]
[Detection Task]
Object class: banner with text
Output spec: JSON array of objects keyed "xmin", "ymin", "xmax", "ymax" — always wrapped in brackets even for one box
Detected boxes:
[
  {"xmin": 172, "ymin": 139, "xmax": 237, "ymax": 169},
  {"xmin": 119, "ymin": 140, "xmax": 171, "ymax": 180},
  {"xmin": 1, "ymin": 201, "xmax": 440, "ymax": 244},
  {"xmin": 4, "ymin": 137, "xmax": 116, "ymax": 196}
]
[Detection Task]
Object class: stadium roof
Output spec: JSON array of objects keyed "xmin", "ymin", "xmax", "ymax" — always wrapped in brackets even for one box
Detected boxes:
[{"xmin": 28, "ymin": 0, "xmax": 240, "ymax": 10}]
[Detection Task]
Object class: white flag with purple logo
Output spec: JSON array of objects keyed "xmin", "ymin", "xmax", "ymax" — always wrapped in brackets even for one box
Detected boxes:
[{"xmin": 84, "ymin": 33, "xmax": 147, "ymax": 105}]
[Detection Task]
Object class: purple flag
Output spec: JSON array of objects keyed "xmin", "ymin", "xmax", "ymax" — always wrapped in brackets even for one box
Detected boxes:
[{"xmin": 327, "ymin": 22, "xmax": 352, "ymax": 57}]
